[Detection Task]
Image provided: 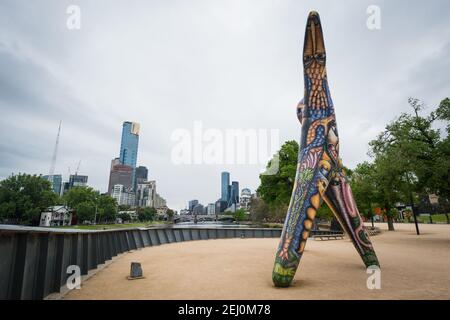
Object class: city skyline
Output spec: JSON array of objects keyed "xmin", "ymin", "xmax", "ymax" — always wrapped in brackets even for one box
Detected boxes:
[{"xmin": 1, "ymin": 1, "xmax": 449, "ymax": 212}]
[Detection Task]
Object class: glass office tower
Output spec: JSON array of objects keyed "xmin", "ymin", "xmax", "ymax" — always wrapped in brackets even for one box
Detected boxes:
[
  {"xmin": 119, "ymin": 121, "xmax": 140, "ymax": 168},
  {"xmin": 43, "ymin": 174, "xmax": 62, "ymax": 195},
  {"xmin": 119, "ymin": 121, "xmax": 140, "ymax": 189},
  {"xmin": 221, "ymin": 172, "xmax": 230, "ymax": 202},
  {"xmin": 230, "ymin": 181, "xmax": 239, "ymax": 205}
]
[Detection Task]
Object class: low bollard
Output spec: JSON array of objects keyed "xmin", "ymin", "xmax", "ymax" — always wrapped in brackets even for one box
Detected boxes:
[{"xmin": 128, "ymin": 262, "xmax": 144, "ymax": 280}]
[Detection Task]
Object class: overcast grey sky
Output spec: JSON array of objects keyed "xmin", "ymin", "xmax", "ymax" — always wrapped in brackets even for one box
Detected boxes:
[{"xmin": 0, "ymin": 0, "xmax": 449, "ymax": 211}]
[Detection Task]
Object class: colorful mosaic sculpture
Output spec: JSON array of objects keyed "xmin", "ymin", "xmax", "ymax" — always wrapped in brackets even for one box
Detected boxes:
[{"xmin": 272, "ymin": 11, "xmax": 380, "ymax": 287}]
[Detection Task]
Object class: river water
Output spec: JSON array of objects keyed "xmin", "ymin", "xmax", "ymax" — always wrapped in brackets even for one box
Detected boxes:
[{"xmin": 171, "ymin": 221, "xmax": 268, "ymax": 228}]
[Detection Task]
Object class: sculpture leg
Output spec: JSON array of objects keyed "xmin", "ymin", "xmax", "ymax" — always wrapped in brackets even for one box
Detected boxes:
[
  {"xmin": 322, "ymin": 172, "xmax": 380, "ymax": 268},
  {"xmin": 272, "ymin": 151, "xmax": 332, "ymax": 287}
]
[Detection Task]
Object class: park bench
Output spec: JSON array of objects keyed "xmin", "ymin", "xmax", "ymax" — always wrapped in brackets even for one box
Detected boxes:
[
  {"xmin": 365, "ymin": 228, "xmax": 381, "ymax": 236},
  {"xmin": 313, "ymin": 233, "xmax": 344, "ymax": 240}
]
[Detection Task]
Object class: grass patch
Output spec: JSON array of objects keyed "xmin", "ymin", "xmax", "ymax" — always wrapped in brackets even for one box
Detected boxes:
[
  {"xmin": 416, "ymin": 214, "xmax": 449, "ymax": 224},
  {"xmin": 402, "ymin": 214, "xmax": 449, "ymax": 224}
]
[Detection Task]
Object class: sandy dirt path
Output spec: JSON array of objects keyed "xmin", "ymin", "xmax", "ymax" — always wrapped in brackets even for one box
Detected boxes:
[{"xmin": 64, "ymin": 223, "xmax": 450, "ymax": 300}]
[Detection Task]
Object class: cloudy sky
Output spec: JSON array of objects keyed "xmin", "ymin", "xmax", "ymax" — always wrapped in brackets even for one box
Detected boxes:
[{"xmin": 0, "ymin": 0, "xmax": 449, "ymax": 211}]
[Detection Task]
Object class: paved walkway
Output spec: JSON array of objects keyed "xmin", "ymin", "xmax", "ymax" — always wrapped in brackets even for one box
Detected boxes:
[{"xmin": 64, "ymin": 223, "xmax": 450, "ymax": 299}]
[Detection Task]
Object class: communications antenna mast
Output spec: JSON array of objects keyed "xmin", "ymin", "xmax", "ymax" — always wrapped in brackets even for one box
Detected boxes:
[
  {"xmin": 75, "ymin": 160, "xmax": 81, "ymax": 176},
  {"xmin": 48, "ymin": 120, "xmax": 62, "ymax": 183}
]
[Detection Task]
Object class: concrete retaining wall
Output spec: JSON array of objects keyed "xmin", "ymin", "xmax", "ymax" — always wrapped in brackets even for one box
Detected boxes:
[{"xmin": 0, "ymin": 225, "xmax": 282, "ymax": 300}]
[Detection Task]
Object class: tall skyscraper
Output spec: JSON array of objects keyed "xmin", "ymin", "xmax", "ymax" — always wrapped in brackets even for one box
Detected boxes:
[
  {"xmin": 119, "ymin": 121, "xmax": 140, "ymax": 168},
  {"xmin": 119, "ymin": 121, "xmax": 140, "ymax": 188},
  {"xmin": 221, "ymin": 172, "xmax": 230, "ymax": 202},
  {"xmin": 230, "ymin": 181, "xmax": 239, "ymax": 205}
]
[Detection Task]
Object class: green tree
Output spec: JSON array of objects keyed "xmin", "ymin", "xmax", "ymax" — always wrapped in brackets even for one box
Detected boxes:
[
  {"xmin": 63, "ymin": 186, "xmax": 99, "ymax": 209},
  {"xmin": 233, "ymin": 209, "xmax": 247, "ymax": 222},
  {"xmin": 138, "ymin": 207, "xmax": 156, "ymax": 222},
  {"xmin": 76, "ymin": 201, "xmax": 96, "ymax": 223},
  {"xmin": 257, "ymin": 140, "xmax": 298, "ymax": 217},
  {"xmin": 63, "ymin": 186, "xmax": 99, "ymax": 224},
  {"xmin": 118, "ymin": 204, "xmax": 132, "ymax": 211},
  {"xmin": 0, "ymin": 174, "xmax": 57, "ymax": 225},
  {"xmin": 145, "ymin": 207, "xmax": 156, "ymax": 220},
  {"xmin": 166, "ymin": 209, "xmax": 175, "ymax": 221},
  {"xmin": 349, "ymin": 162, "xmax": 377, "ymax": 218},
  {"xmin": 315, "ymin": 204, "xmax": 333, "ymax": 222},
  {"xmin": 249, "ymin": 197, "xmax": 270, "ymax": 222},
  {"xmin": 384, "ymin": 208, "xmax": 398, "ymax": 231},
  {"xmin": 118, "ymin": 212, "xmax": 132, "ymax": 222},
  {"xmin": 63, "ymin": 187, "xmax": 118, "ymax": 224},
  {"xmin": 366, "ymin": 97, "xmax": 450, "ymax": 230},
  {"xmin": 97, "ymin": 194, "xmax": 117, "ymax": 223},
  {"xmin": 370, "ymin": 97, "xmax": 449, "ymax": 209}
]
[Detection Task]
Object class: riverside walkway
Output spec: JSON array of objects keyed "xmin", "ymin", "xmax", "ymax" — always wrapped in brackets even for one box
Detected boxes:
[{"xmin": 64, "ymin": 223, "xmax": 450, "ymax": 300}]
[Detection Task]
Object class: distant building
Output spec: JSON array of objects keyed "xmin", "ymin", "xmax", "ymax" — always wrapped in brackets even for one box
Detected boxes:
[
  {"xmin": 225, "ymin": 203, "xmax": 238, "ymax": 213},
  {"xmin": 230, "ymin": 181, "xmax": 239, "ymax": 205},
  {"xmin": 119, "ymin": 121, "xmax": 140, "ymax": 168},
  {"xmin": 43, "ymin": 174, "xmax": 62, "ymax": 195},
  {"xmin": 108, "ymin": 158, "xmax": 133, "ymax": 194},
  {"xmin": 221, "ymin": 172, "xmax": 230, "ymax": 202},
  {"xmin": 61, "ymin": 181, "xmax": 70, "ymax": 196},
  {"xmin": 180, "ymin": 209, "xmax": 190, "ymax": 215},
  {"xmin": 193, "ymin": 203, "xmax": 204, "ymax": 215},
  {"xmin": 135, "ymin": 166, "xmax": 148, "ymax": 184},
  {"xmin": 154, "ymin": 193, "xmax": 167, "ymax": 208},
  {"xmin": 69, "ymin": 174, "xmax": 88, "ymax": 188},
  {"xmin": 207, "ymin": 203, "xmax": 216, "ymax": 215},
  {"xmin": 188, "ymin": 199, "xmax": 199, "ymax": 212},
  {"xmin": 135, "ymin": 180, "xmax": 167, "ymax": 209},
  {"xmin": 215, "ymin": 199, "xmax": 228, "ymax": 214},
  {"xmin": 119, "ymin": 121, "xmax": 140, "ymax": 187},
  {"xmin": 136, "ymin": 180, "xmax": 156, "ymax": 207},
  {"xmin": 40, "ymin": 206, "xmax": 72, "ymax": 227},
  {"xmin": 112, "ymin": 184, "xmax": 135, "ymax": 206},
  {"xmin": 240, "ymin": 188, "xmax": 251, "ymax": 211}
]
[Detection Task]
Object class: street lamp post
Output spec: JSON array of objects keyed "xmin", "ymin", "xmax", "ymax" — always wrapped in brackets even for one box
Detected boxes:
[
  {"xmin": 410, "ymin": 191, "xmax": 420, "ymax": 235},
  {"xmin": 405, "ymin": 174, "xmax": 420, "ymax": 235}
]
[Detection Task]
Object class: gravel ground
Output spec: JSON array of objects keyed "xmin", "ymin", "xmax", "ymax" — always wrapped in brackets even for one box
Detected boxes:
[{"xmin": 64, "ymin": 223, "xmax": 450, "ymax": 300}]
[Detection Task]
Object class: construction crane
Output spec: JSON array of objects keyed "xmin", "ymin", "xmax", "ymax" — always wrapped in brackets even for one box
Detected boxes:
[
  {"xmin": 74, "ymin": 160, "xmax": 81, "ymax": 176},
  {"xmin": 48, "ymin": 120, "xmax": 62, "ymax": 185}
]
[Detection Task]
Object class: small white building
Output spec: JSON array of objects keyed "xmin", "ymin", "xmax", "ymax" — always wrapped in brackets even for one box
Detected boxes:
[
  {"xmin": 40, "ymin": 206, "xmax": 72, "ymax": 227},
  {"xmin": 156, "ymin": 206, "xmax": 168, "ymax": 216},
  {"xmin": 118, "ymin": 210, "xmax": 138, "ymax": 221}
]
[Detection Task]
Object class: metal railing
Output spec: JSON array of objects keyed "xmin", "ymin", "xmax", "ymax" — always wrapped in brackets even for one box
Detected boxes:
[{"xmin": 0, "ymin": 225, "xmax": 282, "ymax": 300}]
